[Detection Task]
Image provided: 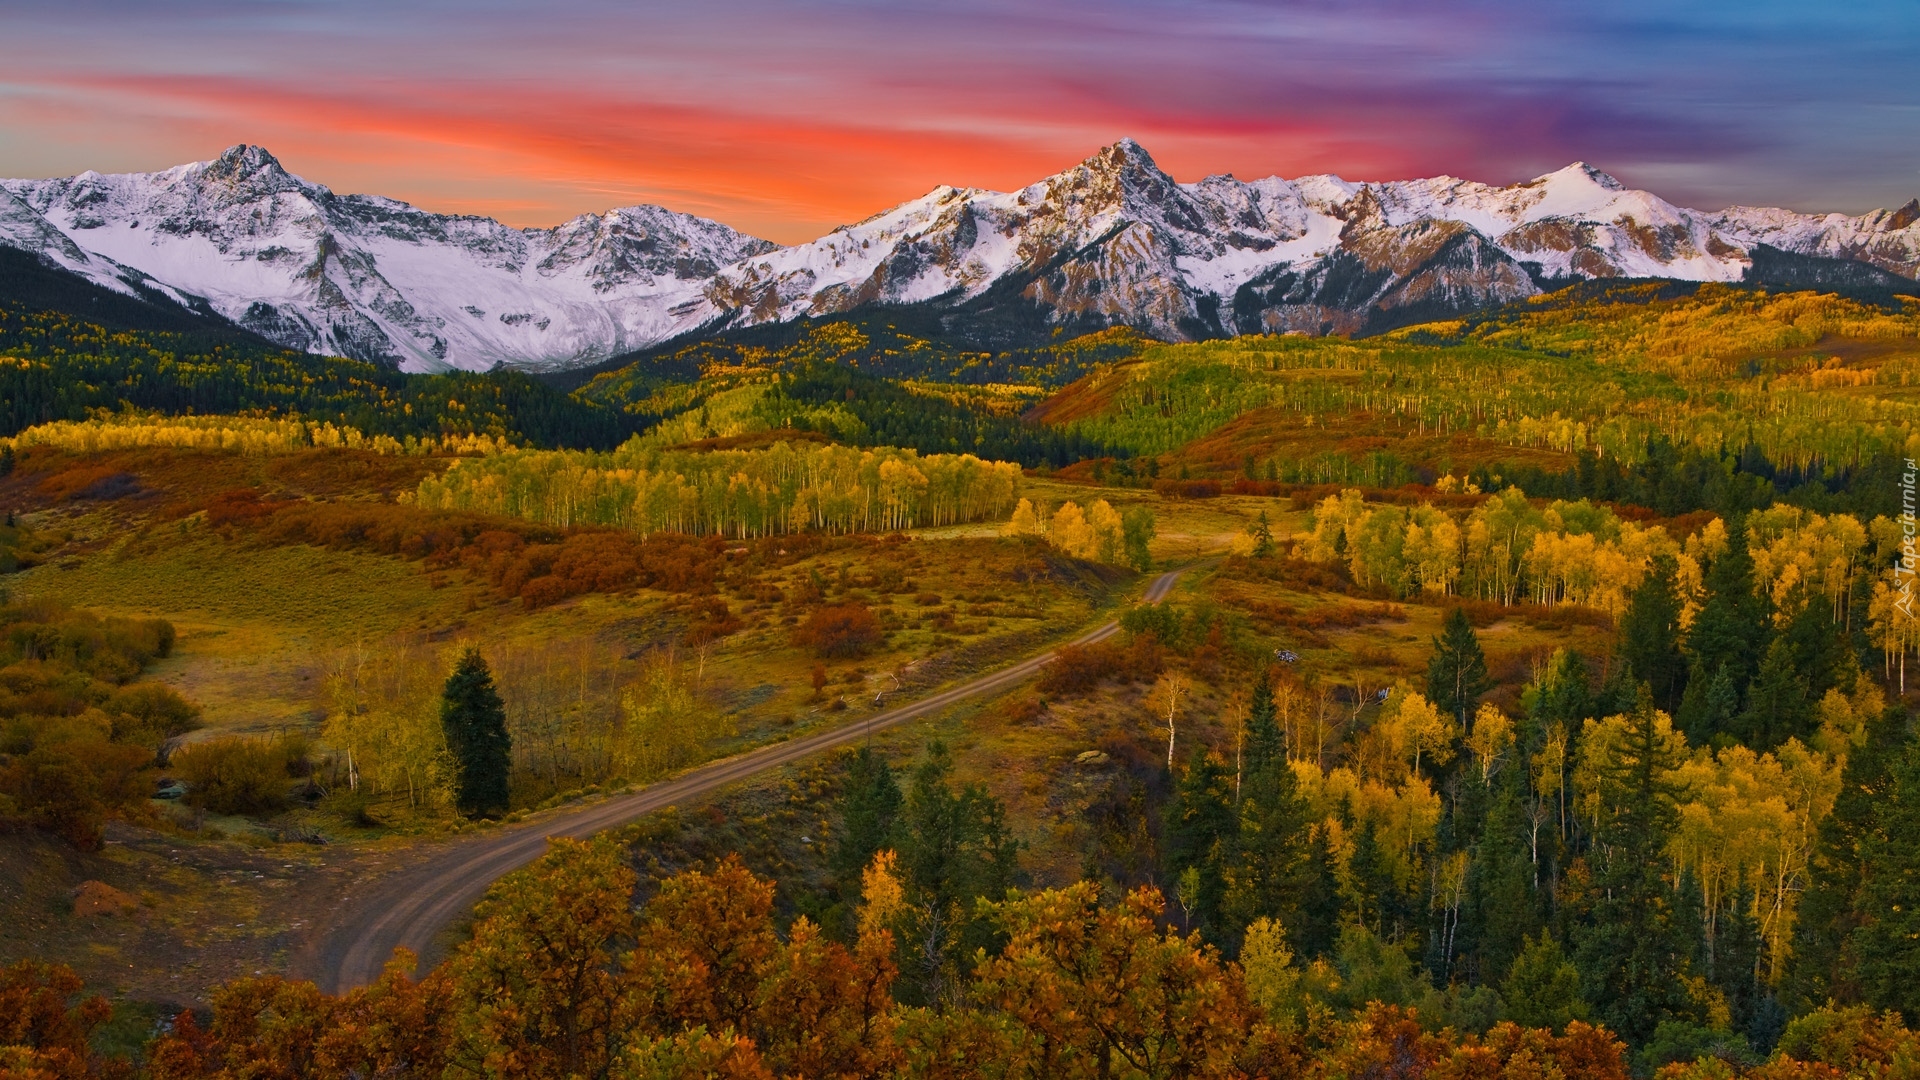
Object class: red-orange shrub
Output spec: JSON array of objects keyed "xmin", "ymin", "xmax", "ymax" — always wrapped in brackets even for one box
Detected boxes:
[{"xmin": 795, "ymin": 603, "xmax": 880, "ymax": 658}]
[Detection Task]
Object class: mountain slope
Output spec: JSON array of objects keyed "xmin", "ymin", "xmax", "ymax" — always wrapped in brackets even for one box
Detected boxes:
[
  {"xmin": 704, "ymin": 144, "xmax": 1920, "ymax": 341},
  {"xmin": 2, "ymin": 142, "xmax": 1914, "ymax": 371},
  {"xmin": 0, "ymin": 146, "xmax": 776, "ymax": 371}
]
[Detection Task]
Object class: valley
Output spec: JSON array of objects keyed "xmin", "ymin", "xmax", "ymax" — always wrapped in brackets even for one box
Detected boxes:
[{"xmin": 0, "ymin": 264, "xmax": 1918, "ymax": 1077}]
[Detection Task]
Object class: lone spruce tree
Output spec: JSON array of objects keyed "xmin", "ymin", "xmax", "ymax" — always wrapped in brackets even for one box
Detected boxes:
[
  {"xmin": 442, "ymin": 647, "xmax": 511, "ymax": 817},
  {"xmin": 1428, "ymin": 607, "xmax": 1490, "ymax": 728}
]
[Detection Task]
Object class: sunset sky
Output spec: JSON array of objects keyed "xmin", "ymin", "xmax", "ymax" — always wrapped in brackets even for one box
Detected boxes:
[{"xmin": 1, "ymin": 0, "xmax": 1914, "ymax": 245}]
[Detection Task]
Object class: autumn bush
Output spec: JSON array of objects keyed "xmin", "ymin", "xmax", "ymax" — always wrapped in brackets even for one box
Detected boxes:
[
  {"xmin": 1038, "ymin": 636, "xmax": 1163, "ymax": 695},
  {"xmin": 171, "ymin": 736, "xmax": 305, "ymax": 816},
  {"xmin": 795, "ymin": 602, "xmax": 881, "ymax": 658},
  {"xmin": 0, "ymin": 959, "xmax": 119, "ymax": 1079},
  {"xmin": 0, "ymin": 602, "xmax": 194, "ymax": 848}
]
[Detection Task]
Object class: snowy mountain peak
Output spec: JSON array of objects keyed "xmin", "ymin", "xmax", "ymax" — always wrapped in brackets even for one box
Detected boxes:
[
  {"xmin": 1535, "ymin": 161, "xmax": 1625, "ymax": 192},
  {"xmin": 0, "ymin": 143, "xmax": 1914, "ymax": 370},
  {"xmin": 204, "ymin": 144, "xmax": 298, "ymax": 185}
]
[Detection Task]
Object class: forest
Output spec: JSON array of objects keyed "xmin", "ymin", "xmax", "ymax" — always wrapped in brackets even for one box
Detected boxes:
[
  {"xmin": 1040, "ymin": 287, "xmax": 1920, "ymax": 491},
  {"xmin": 412, "ymin": 440, "xmax": 1024, "ymax": 537},
  {"xmin": 6, "ymin": 281, "xmax": 1920, "ymax": 1079},
  {"xmin": 0, "ymin": 305, "xmax": 642, "ymax": 449}
]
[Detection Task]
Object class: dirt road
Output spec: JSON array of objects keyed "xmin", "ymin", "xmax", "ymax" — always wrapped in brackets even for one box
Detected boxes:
[{"xmin": 303, "ymin": 563, "xmax": 1194, "ymax": 993}]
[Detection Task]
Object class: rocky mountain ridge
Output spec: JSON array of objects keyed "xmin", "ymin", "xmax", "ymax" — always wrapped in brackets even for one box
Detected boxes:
[{"xmin": 2, "ymin": 141, "xmax": 1914, "ymax": 370}]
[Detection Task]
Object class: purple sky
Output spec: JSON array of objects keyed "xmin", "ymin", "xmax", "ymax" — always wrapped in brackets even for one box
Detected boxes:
[{"xmin": 1, "ymin": 0, "xmax": 1913, "ymax": 243}]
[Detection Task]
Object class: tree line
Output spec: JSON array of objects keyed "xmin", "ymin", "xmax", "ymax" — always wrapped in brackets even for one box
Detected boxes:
[
  {"xmin": 9, "ymin": 828, "xmax": 1920, "ymax": 1079},
  {"xmin": 412, "ymin": 441, "xmax": 1024, "ymax": 538},
  {"xmin": 1297, "ymin": 488, "xmax": 1920, "ymax": 684}
]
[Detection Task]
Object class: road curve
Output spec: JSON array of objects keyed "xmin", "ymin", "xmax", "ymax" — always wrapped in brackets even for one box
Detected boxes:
[{"xmin": 302, "ymin": 563, "xmax": 1197, "ymax": 993}]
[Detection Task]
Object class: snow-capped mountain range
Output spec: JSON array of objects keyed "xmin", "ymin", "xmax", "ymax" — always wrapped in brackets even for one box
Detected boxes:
[{"xmin": 2, "ymin": 141, "xmax": 1915, "ymax": 372}]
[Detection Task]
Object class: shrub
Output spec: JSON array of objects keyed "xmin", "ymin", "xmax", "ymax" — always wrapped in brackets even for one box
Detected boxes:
[
  {"xmin": 104, "ymin": 682, "xmax": 201, "ymax": 747},
  {"xmin": 0, "ymin": 737, "xmax": 151, "ymax": 849},
  {"xmin": 1037, "ymin": 637, "xmax": 1162, "ymax": 696},
  {"xmin": 1039, "ymin": 642, "xmax": 1122, "ymax": 695},
  {"xmin": 795, "ymin": 603, "xmax": 881, "ymax": 659},
  {"xmin": 172, "ymin": 737, "xmax": 296, "ymax": 816}
]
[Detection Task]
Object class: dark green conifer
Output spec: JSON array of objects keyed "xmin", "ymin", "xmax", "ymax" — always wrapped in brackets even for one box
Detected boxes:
[
  {"xmin": 1471, "ymin": 767, "xmax": 1544, "ymax": 985},
  {"xmin": 1244, "ymin": 671, "xmax": 1284, "ymax": 775},
  {"xmin": 1250, "ymin": 510, "xmax": 1276, "ymax": 559},
  {"xmin": 1677, "ymin": 520, "xmax": 1768, "ymax": 743},
  {"xmin": 1790, "ymin": 706, "xmax": 1910, "ymax": 1010},
  {"xmin": 1226, "ymin": 673, "xmax": 1316, "ymax": 952},
  {"xmin": 892, "ymin": 741, "xmax": 1021, "ymax": 1006},
  {"xmin": 1620, "ymin": 553, "xmax": 1688, "ymax": 712},
  {"xmin": 833, "ymin": 745, "xmax": 903, "ymax": 886},
  {"xmin": 1428, "ymin": 607, "xmax": 1490, "ymax": 728},
  {"xmin": 1733, "ymin": 637, "xmax": 1813, "ymax": 750},
  {"xmin": 1346, "ymin": 818, "xmax": 1413, "ymax": 945},
  {"xmin": 441, "ymin": 646, "xmax": 511, "ymax": 818},
  {"xmin": 1850, "ymin": 732, "xmax": 1920, "ymax": 1022},
  {"xmin": 1571, "ymin": 687, "xmax": 1696, "ymax": 1045},
  {"xmin": 1164, "ymin": 749, "xmax": 1237, "ymax": 941},
  {"xmin": 1504, "ymin": 933, "xmax": 1591, "ymax": 1031}
]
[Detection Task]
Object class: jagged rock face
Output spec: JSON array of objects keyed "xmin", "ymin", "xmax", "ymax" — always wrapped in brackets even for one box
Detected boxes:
[
  {"xmin": 1, "ymin": 142, "xmax": 1915, "ymax": 370},
  {"xmin": 703, "ymin": 142, "xmax": 1920, "ymax": 344},
  {"xmin": 0, "ymin": 145, "xmax": 776, "ymax": 370}
]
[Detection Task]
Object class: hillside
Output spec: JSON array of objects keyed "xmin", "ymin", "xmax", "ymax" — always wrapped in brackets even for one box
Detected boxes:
[
  {"xmin": 3, "ymin": 281, "xmax": 1920, "ymax": 1077},
  {"xmin": 1030, "ymin": 284, "xmax": 1920, "ymax": 516}
]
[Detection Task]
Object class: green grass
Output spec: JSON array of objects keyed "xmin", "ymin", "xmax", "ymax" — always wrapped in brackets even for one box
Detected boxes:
[{"xmin": 14, "ymin": 520, "xmax": 474, "ymax": 734}]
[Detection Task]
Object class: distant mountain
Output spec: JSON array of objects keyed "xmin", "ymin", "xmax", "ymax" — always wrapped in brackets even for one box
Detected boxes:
[
  {"xmin": 0, "ymin": 146, "xmax": 775, "ymax": 370},
  {"xmin": 2, "ymin": 141, "xmax": 1915, "ymax": 370}
]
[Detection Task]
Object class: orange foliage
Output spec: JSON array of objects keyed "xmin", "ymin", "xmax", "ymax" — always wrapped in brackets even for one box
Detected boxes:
[
  {"xmin": 22, "ymin": 843, "xmax": 1920, "ymax": 1080},
  {"xmin": 1038, "ymin": 636, "xmax": 1163, "ymax": 695},
  {"xmin": 794, "ymin": 602, "xmax": 881, "ymax": 658},
  {"xmin": 0, "ymin": 960, "xmax": 120, "ymax": 1080}
]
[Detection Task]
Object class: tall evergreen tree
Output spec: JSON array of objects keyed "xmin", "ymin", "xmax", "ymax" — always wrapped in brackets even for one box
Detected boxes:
[
  {"xmin": 1850, "ymin": 732, "xmax": 1920, "ymax": 1022},
  {"xmin": 1528, "ymin": 649, "xmax": 1594, "ymax": 733},
  {"xmin": 1790, "ymin": 706, "xmax": 1910, "ymax": 1010},
  {"xmin": 1620, "ymin": 553, "xmax": 1688, "ymax": 712},
  {"xmin": 1707, "ymin": 887, "xmax": 1777, "ymax": 1052},
  {"xmin": 1163, "ymin": 750, "xmax": 1237, "ymax": 942},
  {"xmin": 897, "ymin": 743, "xmax": 1019, "ymax": 912},
  {"xmin": 1428, "ymin": 607, "xmax": 1491, "ymax": 728},
  {"xmin": 1470, "ymin": 766, "xmax": 1545, "ymax": 986},
  {"xmin": 1244, "ymin": 672, "xmax": 1284, "ymax": 775},
  {"xmin": 1346, "ymin": 819, "xmax": 1415, "ymax": 946},
  {"xmin": 1732, "ymin": 636, "xmax": 1813, "ymax": 751},
  {"xmin": 1295, "ymin": 826, "xmax": 1343, "ymax": 961},
  {"xmin": 1504, "ymin": 933, "xmax": 1591, "ymax": 1031},
  {"xmin": 441, "ymin": 647, "xmax": 512, "ymax": 818},
  {"xmin": 1780, "ymin": 583, "xmax": 1849, "ymax": 702},
  {"xmin": 833, "ymin": 746, "xmax": 903, "ymax": 886},
  {"xmin": 1249, "ymin": 511, "xmax": 1276, "ymax": 559},
  {"xmin": 893, "ymin": 741, "xmax": 1021, "ymax": 1006},
  {"xmin": 1572, "ymin": 688, "xmax": 1696, "ymax": 1046},
  {"xmin": 1677, "ymin": 519, "xmax": 1769, "ymax": 743},
  {"xmin": 1225, "ymin": 674, "xmax": 1316, "ymax": 953}
]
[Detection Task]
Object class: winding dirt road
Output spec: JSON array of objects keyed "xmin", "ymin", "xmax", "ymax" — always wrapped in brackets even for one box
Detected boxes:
[{"xmin": 301, "ymin": 563, "xmax": 1196, "ymax": 993}]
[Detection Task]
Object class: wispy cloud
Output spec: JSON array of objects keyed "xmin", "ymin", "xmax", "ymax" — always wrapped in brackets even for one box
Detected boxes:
[{"xmin": 0, "ymin": 0, "xmax": 1912, "ymax": 240}]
